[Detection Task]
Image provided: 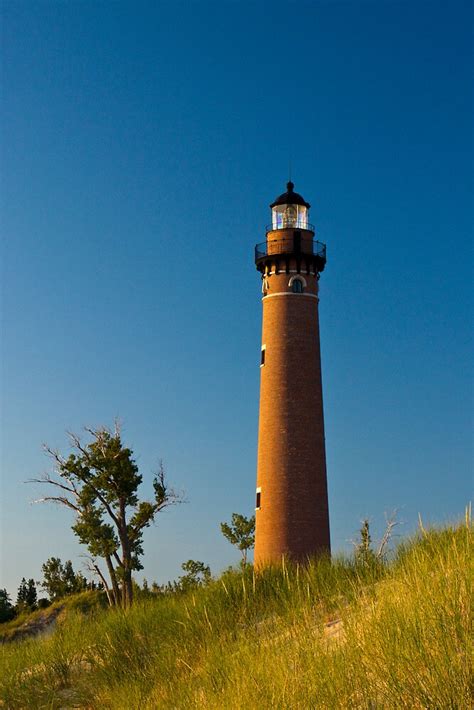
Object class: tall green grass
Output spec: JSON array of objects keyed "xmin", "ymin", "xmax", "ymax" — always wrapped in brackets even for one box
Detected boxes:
[{"xmin": 1, "ymin": 518, "xmax": 471, "ymax": 709}]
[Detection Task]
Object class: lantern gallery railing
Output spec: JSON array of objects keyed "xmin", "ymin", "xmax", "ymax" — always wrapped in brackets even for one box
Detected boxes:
[{"xmin": 255, "ymin": 237, "xmax": 326, "ymax": 262}]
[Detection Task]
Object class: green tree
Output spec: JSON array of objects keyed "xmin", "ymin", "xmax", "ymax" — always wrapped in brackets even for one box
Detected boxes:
[
  {"xmin": 177, "ymin": 560, "xmax": 211, "ymax": 592},
  {"xmin": 0, "ymin": 589, "xmax": 15, "ymax": 623},
  {"xmin": 25, "ymin": 579, "xmax": 38, "ymax": 610},
  {"xmin": 32, "ymin": 425, "xmax": 182, "ymax": 607},
  {"xmin": 16, "ymin": 578, "xmax": 29, "ymax": 609},
  {"xmin": 40, "ymin": 558, "xmax": 86, "ymax": 601},
  {"xmin": 63, "ymin": 560, "xmax": 87, "ymax": 594},
  {"xmin": 41, "ymin": 557, "xmax": 68, "ymax": 600},
  {"xmin": 354, "ymin": 519, "xmax": 376, "ymax": 566},
  {"xmin": 220, "ymin": 513, "xmax": 255, "ymax": 566},
  {"xmin": 63, "ymin": 560, "xmax": 77, "ymax": 593},
  {"xmin": 353, "ymin": 512, "xmax": 400, "ymax": 564},
  {"xmin": 16, "ymin": 578, "xmax": 37, "ymax": 612}
]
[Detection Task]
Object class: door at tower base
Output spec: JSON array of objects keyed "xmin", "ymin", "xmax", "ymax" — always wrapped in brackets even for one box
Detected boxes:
[{"xmin": 253, "ymin": 182, "xmax": 331, "ymax": 567}]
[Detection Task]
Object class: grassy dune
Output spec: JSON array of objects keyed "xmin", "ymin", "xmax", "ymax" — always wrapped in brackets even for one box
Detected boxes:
[{"xmin": 1, "ymin": 517, "xmax": 471, "ymax": 709}]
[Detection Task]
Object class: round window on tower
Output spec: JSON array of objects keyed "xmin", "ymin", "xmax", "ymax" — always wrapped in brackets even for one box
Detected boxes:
[{"xmin": 289, "ymin": 275, "xmax": 307, "ymax": 293}]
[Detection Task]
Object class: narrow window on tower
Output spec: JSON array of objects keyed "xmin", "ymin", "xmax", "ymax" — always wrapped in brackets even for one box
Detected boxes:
[
  {"xmin": 260, "ymin": 345, "xmax": 266, "ymax": 367},
  {"xmin": 292, "ymin": 278, "xmax": 304, "ymax": 293},
  {"xmin": 255, "ymin": 487, "xmax": 261, "ymax": 510}
]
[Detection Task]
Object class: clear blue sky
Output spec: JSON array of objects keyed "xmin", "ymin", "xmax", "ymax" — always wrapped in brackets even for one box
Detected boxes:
[{"xmin": 1, "ymin": 0, "xmax": 472, "ymax": 597}]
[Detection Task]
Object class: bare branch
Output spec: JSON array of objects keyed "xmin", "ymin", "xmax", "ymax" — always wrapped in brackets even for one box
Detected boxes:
[
  {"xmin": 28, "ymin": 474, "xmax": 79, "ymax": 498},
  {"xmin": 82, "ymin": 426, "xmax": 109, "ymax": 458},
  {"xmin": 53, "ymin": 439, "xmax": 120, "ymax": 527},
  {"xmin": 66, "ymin": 430, "xmax": 92, "ymax": 459},
  {"xmin": 376, "ymin": 509, "xmax": 400, "ymax": 559},
  {"xmin": 42, "ymin": 446, "xmax": 71, "ymax": 481},
  {"xmin": 62, "ymin": 430, "xmax": 121, "ymax": 525},
  {"xmin": 113, "ymin": 418, "xmax": 122, "ymax": 438},
  {"xmin": 80, "ymin": 555, "xmax": 115, "ymax": 606},
  {"xmin": 82, "ymin": 424, "xmax": 123, "ymax": 462},
  {"xmin": 31, "ymin": 495, "xmax": 80, "ymax": 512}
]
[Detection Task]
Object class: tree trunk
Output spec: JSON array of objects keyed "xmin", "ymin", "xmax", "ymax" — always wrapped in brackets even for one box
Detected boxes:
[
  {"xmin": 118, "ymin": 500, "xmax": 133, "ymax": 608},
  {"xmin": 91, "ymin": 561, "xmax": 114, "ymax": 607},
  {"xmin": 120, "ymin": 553, "xmax": 133, "ymax": 608},
  {"xmin": 105, "ymin": 555, "xmax": 120, "ymax": 606}
]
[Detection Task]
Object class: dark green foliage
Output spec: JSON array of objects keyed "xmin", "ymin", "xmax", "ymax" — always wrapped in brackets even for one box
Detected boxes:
[
  {"xmin": 0, "ymin": 589, "xmax": 15, "ymax": 623},
  {"xmin": 34, "ymin": 426, "xmax": 182, "ymax": 607},
  {"xmin": 16, "ymin": 578, "xmax": 37, "ymax": 612},
  {"xmin": 220, "ymin": 513, "xmax": 255, "ymax": 565},
  {"xmin": 146, "ymin": 561, "xmax": 211, "ymax": 596},
  {"xmin": 176, "ymin": 560, "xmax": 211, "ymax": 592},
  {"xmin": 63, "ymin": 560, "xmax": 87, "ymax": 595},
  {"xmin": 41, "ymin": 558, "xmax": 65, "ymax": 600},
  {"xmin": 16, "ymin": 578, "xmax": 28, "ymax": 609},
  {"xmin": 41, "ymin": 558, "xmax": 87, "ymax": 601},
  {"xmin": 26, "ymin": 579, "xmax": 38, "ymax": 610},
  {"xmin": 354, "ymin": 519, "xmax": 377, "ymax": 566}
]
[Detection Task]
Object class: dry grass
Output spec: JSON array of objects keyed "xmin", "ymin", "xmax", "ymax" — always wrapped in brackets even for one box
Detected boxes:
[{"xmin": 1, "ymin": 515, "xmax": 471, "ymax": 709}]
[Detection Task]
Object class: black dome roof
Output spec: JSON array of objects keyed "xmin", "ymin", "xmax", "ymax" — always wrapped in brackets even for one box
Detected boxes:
[{"xmin": 270, "ymin": 181, "xmax": 310, "ymax": 209}]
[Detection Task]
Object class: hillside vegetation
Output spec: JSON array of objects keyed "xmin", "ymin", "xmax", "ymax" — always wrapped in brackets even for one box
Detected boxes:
[{"xmin": 1, "ymin": 518, "xmax": 471, "ymax": 709}]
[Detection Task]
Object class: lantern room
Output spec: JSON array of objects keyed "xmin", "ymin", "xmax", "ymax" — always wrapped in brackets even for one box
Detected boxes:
[{"xmin": 270, "ymin": 181, "xmax": 311, "ymax": 230}]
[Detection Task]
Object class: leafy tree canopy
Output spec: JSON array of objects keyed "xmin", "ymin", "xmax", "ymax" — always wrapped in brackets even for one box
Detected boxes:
[
  {"xmin": 177, "ymin": 560, "xmax": 211, "ymax": 592},
  {"xmin": 32, "ymin": 425, "xmax": 182, "ymax": 607},
  {"xmin": 220, "ymin": 513, "xmax": 255, "ymax": 565},
  {"xmin": 16, "ymin": 578, "xmax": 38, "ymax": 611},
  {"xmin": 41, "ymin": 558, "xmax": 87, "ymax": 601}
]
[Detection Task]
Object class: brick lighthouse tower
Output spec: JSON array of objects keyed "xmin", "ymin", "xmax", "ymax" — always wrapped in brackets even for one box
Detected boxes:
[{"xmin": 254, "ymin": 181, "xmax": 330, "ymax": 566}]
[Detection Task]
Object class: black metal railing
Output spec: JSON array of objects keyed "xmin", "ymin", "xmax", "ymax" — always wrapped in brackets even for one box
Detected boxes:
[
  {"xmin": 255, "ymin": 237, "xmax": 326, "ymax": 262},
  {"xmin": 266, "ymin": 222, "xmax": 315, "ymax": 234}
]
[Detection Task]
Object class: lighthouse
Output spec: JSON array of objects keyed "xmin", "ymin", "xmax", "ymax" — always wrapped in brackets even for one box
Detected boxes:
[{"xmin": 254, "ymin": 181, "xmax": 331, "ymax": 566}]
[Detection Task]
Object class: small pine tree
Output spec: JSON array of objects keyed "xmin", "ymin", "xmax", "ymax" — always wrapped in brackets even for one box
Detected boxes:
[
  {"xmin": 16, "ymin": 578, "xmax": 29, "ymax": 609},
  {"xmin": 0, "ymin": 589, "xmax": 15, "ymax": 623},
  {"xmin": 25, "ymin": 579, "xmax": 37, "ymax": 610},
  {"xmin": 63, "ymin": 560, "xmax": 77, "ymax": 594},
  {"xmin": 355, "ymin": 519, "xmax": 376, "ymax": 566}
]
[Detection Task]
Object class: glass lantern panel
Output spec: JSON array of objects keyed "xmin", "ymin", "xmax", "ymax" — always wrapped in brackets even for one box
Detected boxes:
[
  {"xmin": 296, "ymin": 205, "xmax": 308, "ymax": 228},
  {"xmin": 272, "ymin": 205, "xmax": 285, "ymax": 229},
  {"xmin": 272, "ymin": 204, "xmax": 309, "ymax": 229}
]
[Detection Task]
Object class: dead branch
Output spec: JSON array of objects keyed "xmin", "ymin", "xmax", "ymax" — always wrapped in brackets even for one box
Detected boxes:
[
  {"xmin": 81, "ymin": 555, "xmax": 115, "ymax": 606},
  {"xmin": 28, "ymin": 473, "xmax": 79, "ymax": 497},
  {"xmin": 31, "ymin": 495, "xmax": 80, "ymax": 512},
  {"xmin": 63, "ymin": 430, "xmax": 121, "ymax": 523},
  {"xmin": 376, "ymin": 509, "xmax": 400, "ymax": 559}
]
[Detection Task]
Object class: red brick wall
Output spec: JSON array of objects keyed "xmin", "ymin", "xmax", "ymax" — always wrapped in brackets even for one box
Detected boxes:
[{"xmin": 254, "ymin": 267, "xmax": 331, "ymax": 566}]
